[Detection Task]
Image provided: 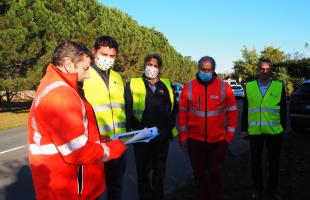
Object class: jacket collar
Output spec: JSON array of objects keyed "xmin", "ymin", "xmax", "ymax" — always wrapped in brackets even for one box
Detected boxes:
[{"xmin": 46, "ymin": 63, "xmax": 78, "ymax": 91}]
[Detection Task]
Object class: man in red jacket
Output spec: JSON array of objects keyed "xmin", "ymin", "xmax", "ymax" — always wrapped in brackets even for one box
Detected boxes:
[
  {"xmin": 178, "ymin": 56, "xmax": 238, "ymax": 200},
  {"xmin": 28, "ymin": 41, "xmax": 126, "ymax": 200}
]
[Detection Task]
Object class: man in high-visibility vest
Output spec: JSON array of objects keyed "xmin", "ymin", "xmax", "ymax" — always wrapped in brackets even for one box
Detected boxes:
[
  {"xmin": 241, "ymin": 59, "xmax": 287, "ymax": 200},
  {"xmin": 178, "ymin": 56, "xmax": 238, "ymax": 200},
  {"xmin": 83, "ymin": 36, "xmax": 127, "ymax": 200},
  {"xmin": 125, "ymin": 54, "xmax": 177, "ymax": 200},
  {"xmin": 28, "ymin": 41, "xmax": 126, "ymax": 200}
]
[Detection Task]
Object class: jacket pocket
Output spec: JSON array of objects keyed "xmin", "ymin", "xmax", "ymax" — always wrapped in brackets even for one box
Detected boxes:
[{"xmin": 77, "ymin": 165, "xmax": 83, "ymax": 196}]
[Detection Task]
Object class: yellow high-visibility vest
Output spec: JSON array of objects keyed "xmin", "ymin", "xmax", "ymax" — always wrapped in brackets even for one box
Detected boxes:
[
  {"xmin": 246, "ymin": 80, "xmax": 283, "ymax": 135},
  {"xmin": 130, "ymin": 77, "xmax": 178, "ymax": 137},
  {"xmin": 83, "ymin": 67, "xmax": 126, "ymax": 139}
]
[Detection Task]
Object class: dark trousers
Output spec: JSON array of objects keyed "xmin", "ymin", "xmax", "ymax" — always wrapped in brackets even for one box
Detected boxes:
[
  {"xmin": 104, "ymin": 152, "xmax": 127, "ymax": 200},
  {"xmin": 187, "ymin": 139, "xmax": 228, "ymax": 200},
  {"xmin": 134, "ymin": 137, "xmax": 170, "ymax": 200},
  {"xmin": 249, "ymin": 134, "xmax": 283, "ymax": 192}
]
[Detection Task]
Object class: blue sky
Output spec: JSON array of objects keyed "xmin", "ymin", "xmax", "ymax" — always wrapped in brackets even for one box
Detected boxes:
[{"xmin": 100, "ymin": 0, "xmax": 310, "ymax": 73}]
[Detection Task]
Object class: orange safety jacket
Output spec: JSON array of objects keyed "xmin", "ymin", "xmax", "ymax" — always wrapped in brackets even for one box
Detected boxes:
[
  {"xmin": 28, "ymin": 64, "xmax": 110, "ymax": 200},
  {"xmin": 178, "ymin": 77, "xmax": 238, "ymax": 143}
]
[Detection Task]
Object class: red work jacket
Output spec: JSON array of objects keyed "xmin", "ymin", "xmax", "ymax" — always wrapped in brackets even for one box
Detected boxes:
[
  {"xmin": 178, "ymin": 77, "xmax": 238, "ymax": 143},
  {"xmin": 28, "ymin": 64, "xmax": 108, "ymax": 200}
]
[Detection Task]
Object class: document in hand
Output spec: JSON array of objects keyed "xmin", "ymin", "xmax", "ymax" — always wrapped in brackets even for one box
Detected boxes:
[{"xmin": 113, "ymin": 127, "xmax": 159, "ymax": 144}]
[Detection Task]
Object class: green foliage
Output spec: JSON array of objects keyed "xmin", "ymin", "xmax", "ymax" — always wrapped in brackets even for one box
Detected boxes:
[
  {"xmin": 233, "ymin": 47, "xmax": 259, "ymax": 81},
  {"xmin": 274, "ymin": 58, "xmax": 310, "ymax": 91},
  {"xmin": 0, "ymin": 0, "xmax": 197, "ymax": 102},
  {"xmin": 233, "ymin": 46, "xmax": 310, "ymax": 95}
]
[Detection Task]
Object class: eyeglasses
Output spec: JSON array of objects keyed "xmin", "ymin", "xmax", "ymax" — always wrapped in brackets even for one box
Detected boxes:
[{"xmin": 259, "ymin": 68, "xmax": 271, "ymax": 72}]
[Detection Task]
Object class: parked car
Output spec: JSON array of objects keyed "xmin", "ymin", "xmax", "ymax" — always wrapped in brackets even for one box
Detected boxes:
[
  {"xmin": 172, "ymin": 83, "xmax": 183, "ymax": 103},
  {"xmin": 231, "ymin": 85, "xmax": 245, "ymax": 99},
  {"xmin": 289, "ymin": 79, "xmax": 310, "ymax": 132},
  {"xmin": 224, "ymin": 79, "xmax": 237, "ymax": 86}
]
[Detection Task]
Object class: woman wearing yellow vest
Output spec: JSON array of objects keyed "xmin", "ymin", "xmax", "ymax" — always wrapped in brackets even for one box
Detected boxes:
[
  {"xmin": 241, "ymin": 59, "xmax": 287, "ymax": 200},
  {"xmin": 83, "ymin": 36, "xmax": 127, "ymax": 200},
  {"xmin": 125, "ymin": 54, "xmax": 177, "ymax": 200}
]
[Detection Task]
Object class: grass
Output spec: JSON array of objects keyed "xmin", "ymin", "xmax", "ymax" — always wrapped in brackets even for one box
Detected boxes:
[
  {"xmin": 0, "ymin": 110, "xmax": 29, "ymax": 131},
  {"xmin": 166, "ymin": 131, "xmax": 310, "ymax": 200}
]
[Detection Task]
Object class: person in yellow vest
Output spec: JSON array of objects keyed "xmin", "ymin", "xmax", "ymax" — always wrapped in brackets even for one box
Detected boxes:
[
  {"xmin": 125, "ymin": 54, "xmax": 177, "ymax": 200},
  {"xmin": 241, "ymin": 59, "xmax": 287, "ymax": 200},
  {"xmin": 83, "ymin": 36, "xmax": 126, "ymax": 200}
]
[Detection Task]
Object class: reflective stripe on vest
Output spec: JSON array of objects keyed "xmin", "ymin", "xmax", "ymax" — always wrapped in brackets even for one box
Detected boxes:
[
  {"xmin": 98, "ymin": 122, "xmax": 126, "ymax": 133},
  {"xmin": 246, "ymin": 80, "xmax": 283, "ymax": 135},
  {"xmin": 83, "ymin": 68, "xmax": 126, "ymax": 138},
  {"xmin": 187, "ymin": 79, "xmax": 226, "ymax": 117},
  {"xmin": 130, "ymin": 77, "xmax": 178, "ymax": 137},
  {"xmin": 92, "ymin": 103, "xmax": 125, "ymax": 112},
  {"xmin": 29, "ymin": 81, "xmax": 89, "ymax": 155}
]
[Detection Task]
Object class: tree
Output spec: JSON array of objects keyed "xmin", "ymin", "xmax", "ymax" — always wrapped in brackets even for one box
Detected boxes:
[
  {"xmin": 233, "ymin": 47, "xmax": 258, "ymax": 81},
  {"xmin": 233, "ymin": 46, "xmax": 310, "ymax": 95},
  {"xmin": 0, "ymin": 0, "xmax": 197, "ymax": 102}
]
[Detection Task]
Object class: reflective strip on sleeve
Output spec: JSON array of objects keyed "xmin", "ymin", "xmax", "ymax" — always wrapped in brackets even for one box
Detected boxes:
[
  {"xmin": 57, "ymin": 134, "xmax": 88, "ymax": 156},
  {"xmin": 29, "ymin": 143, "xmax": 58, "ymax": 155},
  {"xmin": 33, "ymin": 130, "xmax": 42, "ymax": 145},
  {"xmin": 227, "ymin": 127, "xmax": 236, "ymax": 132},
  {"xmin": 32, "ymin": 117, "xmax": 41, "ymax": 145},
  {"xmin": 226, "ymin": 105, "xmax": 238, "ymax": 112},
  {"xmin": 32, "ymin": 81, "xmax": 70, "ymax": 146},
  {"xmin": 221, "ymin": 80, "xmax": 226, "ymax": 104},
  {"xmin": 81, "ymin": 100, "xmax": 89, "ymax": 135},
  {"xmin": 101, "ymin": 143, "xmax": 110, "ymax": 162},
  {"xmin": 30, "ymin": 81, "xmax": 90, "ymax": 156},
  {"xmin": 188, "ymin": 81, "xmax": 192, "ymax": 103},
  {"xmin": 34, "ymin": 81, "xmax": 69, "ymax": 108},
  {"xmin": 179, "ymin": 106, "xmax": 188, "ymax": 112},
  {"xmin": 178, "ymin": 126, "xmax": 188, "ymax": 132}
]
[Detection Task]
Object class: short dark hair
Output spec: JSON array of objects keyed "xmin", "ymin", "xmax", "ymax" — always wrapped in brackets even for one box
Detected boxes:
[
  {"xmin": 198, "ymin": 56, "xmax": 216, "ymax": 69},
  {"xmin": 144, "ymin": 54, "xmax": 163, "ymax": 67},
  {"xmin": 52, "ymin": 41, "xmax": 93, "ymax": 66},
  {"xmin": 93, "ymin": 36, "xmax": 119, "ymax": 52},
  {"xmin": 258, "ymin": 58, "xmax": 272, "ymax": 68}
]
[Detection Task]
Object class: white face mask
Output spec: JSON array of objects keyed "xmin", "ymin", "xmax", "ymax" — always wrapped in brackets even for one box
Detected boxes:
[
  {"xmin": 96, "ymin": 55, "xmax": 115, "ymax": 71},
  {"xmin": 144, "ymin": 65, "xmax": 159, "ymax": 79}
]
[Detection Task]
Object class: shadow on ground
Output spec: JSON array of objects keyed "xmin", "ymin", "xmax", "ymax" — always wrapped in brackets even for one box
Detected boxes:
[{"xmin": 0, "ymin": 158, "xmax": 35, "ymax": 200}]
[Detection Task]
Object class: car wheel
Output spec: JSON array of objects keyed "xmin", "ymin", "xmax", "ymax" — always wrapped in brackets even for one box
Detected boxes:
[{"xmin": 291, "ymin": 120, "xmax": 306, "ymax": 133}]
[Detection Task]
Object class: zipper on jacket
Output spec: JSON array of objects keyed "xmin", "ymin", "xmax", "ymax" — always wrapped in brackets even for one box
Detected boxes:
[
  {"xmin": 198, "ymin": 96, "xmax": 201, "ymax": 110},
  {"xmin": 258, "ymin": 80, "xmax": 272, "ymax": 132},
  {"xmin": 96, "ymin": 69, "xmax": 116, "ymax": 138},
  {"xmin": 106, "ymin": 72, "xmax": 116, "ymax": 137},
  {"xmin": 77, "ymin": 165, "xmax": 83, "ymax": 196},
  {"xmin": 205, "ymin": 85, "xmax": 208, "ymax": 142},
  {"xmin": 108, "ymin": 88, "xmax": 116, "ymax": 136}
]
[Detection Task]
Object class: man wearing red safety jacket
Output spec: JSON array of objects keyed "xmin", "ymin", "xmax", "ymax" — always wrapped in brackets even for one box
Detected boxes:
[
  {"xmin": 28, "ymin": 41, "xmax": 126, "ymax": 200},
  {"xmin": 178, "ymin": 56, "xmax": 238, "ymax": 200}
]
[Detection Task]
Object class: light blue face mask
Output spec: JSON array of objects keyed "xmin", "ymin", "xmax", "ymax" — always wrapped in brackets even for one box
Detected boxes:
[{"xmin": 198, "ymin": 71, "xmax": 213, "ymax": 82}]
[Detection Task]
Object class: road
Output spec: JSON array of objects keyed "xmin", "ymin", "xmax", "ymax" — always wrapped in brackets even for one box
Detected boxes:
[{"xmin": 0, "ymin": 100, "xmax": 249, "ymax": 200}]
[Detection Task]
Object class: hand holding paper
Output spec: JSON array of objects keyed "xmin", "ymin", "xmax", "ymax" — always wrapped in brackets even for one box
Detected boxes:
[
  {"xmin": 106, "ymin": 139, "xmax": 127, "ymax": 160},
  {"xmin": 114, "ymin": 127, "xmax": 159, "ymax": 144}
]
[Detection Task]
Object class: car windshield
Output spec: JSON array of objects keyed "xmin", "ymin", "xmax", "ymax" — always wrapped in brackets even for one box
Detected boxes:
[
  {"xmin": 231, "ymin": 86, "xmax": 242, "ymax": 90},
  {"xmin": 295, "ymin": 84, "xmax": 310, "ymax": 94},
  {"xmin": 173, "ymin": 84, "xmax": 183, "ymax": 91}
]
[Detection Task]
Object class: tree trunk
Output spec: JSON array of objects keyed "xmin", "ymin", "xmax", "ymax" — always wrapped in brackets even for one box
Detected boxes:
[{"xmin": 5, "ymin": 90, "xmax": 12, "ymax": 110}]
